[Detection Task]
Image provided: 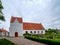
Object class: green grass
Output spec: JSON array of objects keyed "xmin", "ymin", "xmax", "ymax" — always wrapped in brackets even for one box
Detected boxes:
[{"xmin": 0, "ymin": 38, "xmax": 17, "ymax": 45}]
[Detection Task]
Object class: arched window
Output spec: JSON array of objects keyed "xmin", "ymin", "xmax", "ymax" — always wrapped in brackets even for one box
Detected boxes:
[
  {"xmin": 30, "ymin": 31, "xmax": 32, "ymax": 33},
  {"xmin": 26, "ymin": 31, "xmax": 28, "ymax": 34},
  {"xmin": 41, "ymin": 31, "xmax": 43, "ymax": 34},
  {"xmin": 38, "ymin": 31, "xmax": 39, "ymax": 33},
  {"xmin": 34, "ymin": 31, "xmax": 36, "ymax": 33}
]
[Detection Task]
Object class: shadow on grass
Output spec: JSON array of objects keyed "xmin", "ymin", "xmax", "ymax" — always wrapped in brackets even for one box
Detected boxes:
[{"xmin": 0, "ymin": 38, "xmax": 17, "ymax": 45}]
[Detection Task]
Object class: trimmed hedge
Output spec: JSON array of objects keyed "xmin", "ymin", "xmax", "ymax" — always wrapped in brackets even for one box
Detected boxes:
[
  {"xmin": 25, "ymin": 35, "xmax": 60, "ymax": 45},
  {"xmin": 0, "ymin": 38, "xmax": 17, "ymax": 45}
]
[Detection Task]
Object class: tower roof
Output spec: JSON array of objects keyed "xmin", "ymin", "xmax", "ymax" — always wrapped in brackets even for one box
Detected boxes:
[{"xmin": 10, "ymin": 16, "xmax": 22, "ymax": 23}]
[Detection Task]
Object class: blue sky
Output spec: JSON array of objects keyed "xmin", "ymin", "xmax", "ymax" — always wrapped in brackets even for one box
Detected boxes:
[{"xmin": 0, "ymin": 0, "xmax": 60, "ymax": 31}]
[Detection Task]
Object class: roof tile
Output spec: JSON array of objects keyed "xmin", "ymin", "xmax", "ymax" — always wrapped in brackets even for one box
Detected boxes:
[
  {"xmin": 23, "ymin": 22, "xmax": 45, "ymax": 30},
  {"xmin": 0, "ymin": 29, "xmax": 8, "ymax": 32},
  {"xmin": 10, "ymin": 16, "xmax": 22, "ymax": 23}
]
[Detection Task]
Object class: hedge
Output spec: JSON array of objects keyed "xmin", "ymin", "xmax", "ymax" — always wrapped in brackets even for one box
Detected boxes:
[{"xmin": 25, "ymin": 35, "xmax": 60, "ymax": 45}]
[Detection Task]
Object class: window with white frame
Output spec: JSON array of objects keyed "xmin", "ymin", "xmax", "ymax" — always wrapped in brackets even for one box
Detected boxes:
[
  {"xmin": 34, "ymin": 31, "xmax": 36, "ymax": 33},
  {"xmin": 38, "ymin": 31, "xmax": 39, "ymax": 33},
  {"xmin": 41, "ymin": 31, "xmax": 43, "ymax": 34},
  {"xmin": 30, "ymin": 31, "xmax": 32, "ymax": 34},
  {"xmin": 26, "ymin": 31, "xmax": 28, "ymax": 34}
]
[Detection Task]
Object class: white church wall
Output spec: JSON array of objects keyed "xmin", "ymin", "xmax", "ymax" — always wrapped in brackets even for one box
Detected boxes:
[
  {"xmin": 23, "ymin": 30, "xmax": 45, "ymax": 34},
  {"xmin": 9, "ymin": 19, "xmax": 23, "ymax": 37},
  {"xmin": 2, "ymin": 32, "xmax": 5, "ymax": 36},
  {"xmin": 5, "ymin": 32, "xmax": 8, "ymax": 36}
]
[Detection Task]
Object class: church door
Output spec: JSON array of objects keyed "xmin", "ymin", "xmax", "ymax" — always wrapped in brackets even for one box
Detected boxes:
[{"xmin": 15, "ymin": 32, "xmax": 18, "ymax": 37}]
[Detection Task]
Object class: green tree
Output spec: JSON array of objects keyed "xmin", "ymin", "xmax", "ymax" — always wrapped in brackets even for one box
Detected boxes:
[
  {"xmin": 0, "ymin": 0, "xmax": 5, "ymax": 21},
  {"xmin": 46, "ymin": 28, "xmax": 57, "ymax": 34}
]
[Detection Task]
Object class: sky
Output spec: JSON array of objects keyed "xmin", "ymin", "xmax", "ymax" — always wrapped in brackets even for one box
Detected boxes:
[{"xmin": 0, "ymin": 0, "xmax": 60, "ymax": 31}]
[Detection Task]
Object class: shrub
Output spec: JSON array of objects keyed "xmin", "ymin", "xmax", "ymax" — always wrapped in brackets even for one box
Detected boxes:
[{"xmin": 25, "ymin": 35, "xmax": 60, "ymax": 45}]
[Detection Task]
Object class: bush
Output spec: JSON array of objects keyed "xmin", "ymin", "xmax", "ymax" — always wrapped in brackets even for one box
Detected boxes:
[
  {"xmin": 25, "ymin": 35, "xmax": 60, "ymax": 45},
  {"xmin": 23, "ymin": 33, "xmax": 31, "ymax": 36}
]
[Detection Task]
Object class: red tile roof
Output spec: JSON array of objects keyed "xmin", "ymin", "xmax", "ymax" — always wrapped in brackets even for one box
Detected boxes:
[
  {"xmin": 23, "ymin": 22, "xmax": 45, "ymax": 30},
  {"xmin": 10, "ymin": 16, "xmax": 22, "ymax": 23},
  {"xmin": 0, "ymin": 29, "xmax": 8, "ymax": 32}
]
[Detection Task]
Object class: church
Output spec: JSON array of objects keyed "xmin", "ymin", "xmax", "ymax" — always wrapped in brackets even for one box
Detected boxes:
[{"xmin": 9, "ymin": 16, "xmax": 45, "ymax": 37}]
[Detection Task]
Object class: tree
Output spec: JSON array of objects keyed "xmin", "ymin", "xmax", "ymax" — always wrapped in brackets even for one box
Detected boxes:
[{"xmin": 0, "ymin": 0, "xmax": 5, "ymax": 21}]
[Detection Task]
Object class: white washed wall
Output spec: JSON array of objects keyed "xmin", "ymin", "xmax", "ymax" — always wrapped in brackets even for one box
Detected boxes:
[
  {"xmin": 0, "ymin": 32, "xmax": 8, "ymax": 36},
  {"xmin": 0, "ymin": 32, "xmax": 2, "ymax": 36},
  {"xmin": 23, "ymin": 30, "xmax": 45, "ymax": 34},
  {"xmin": 9, "ymin": 19, "xmax": 23, "ymax": 37},
  {"xmin": 2, "ymin": 32, "xmax": 5, "ymax": 36},
  {"xmin": 1, "ymin": 32, "xmax": 4, "ymax": 36},
  {"xmin": 6, "ymin": 32, "xmax": 9, "ymax": 36}
]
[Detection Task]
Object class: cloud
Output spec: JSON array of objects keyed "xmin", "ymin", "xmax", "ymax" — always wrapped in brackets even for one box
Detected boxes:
[{"xmin": 1, "ymin": 0, "xmax": 60, "ymax": 30}]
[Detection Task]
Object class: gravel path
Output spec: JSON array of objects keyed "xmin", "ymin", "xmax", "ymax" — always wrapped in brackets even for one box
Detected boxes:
[{"xmin": 5, "ymin": 37, "xmax": 47, "ymax": 45}]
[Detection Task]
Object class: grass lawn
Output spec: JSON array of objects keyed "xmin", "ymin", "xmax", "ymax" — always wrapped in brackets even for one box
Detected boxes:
[{"xmin": 0, "ymin": 38, "xmax": 17, "ymax": 45}]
